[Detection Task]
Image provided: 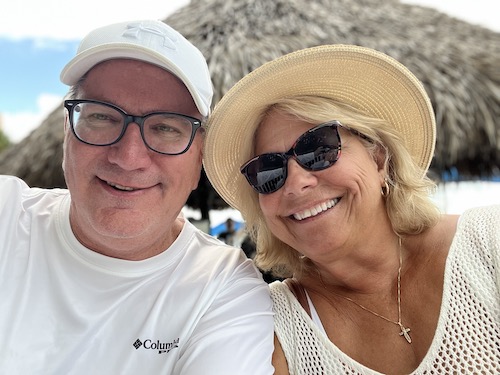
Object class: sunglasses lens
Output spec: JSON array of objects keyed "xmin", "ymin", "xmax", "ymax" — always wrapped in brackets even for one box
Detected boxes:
[
  {"xmin": 242, "ymin": 154, "xmax": 286, "ymax": 194},
  {"xmin": 295, "ymin": 125, "xmax": 340, "ymax": 170},
  {"xmin": 241, "ymin": 123, "xmax": 342, "ymax": 194}
]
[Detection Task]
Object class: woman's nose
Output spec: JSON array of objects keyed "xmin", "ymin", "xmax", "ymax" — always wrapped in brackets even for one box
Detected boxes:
[{"xmin": 281, "ymin": 158, "xmax": 318, "ymax": 195}]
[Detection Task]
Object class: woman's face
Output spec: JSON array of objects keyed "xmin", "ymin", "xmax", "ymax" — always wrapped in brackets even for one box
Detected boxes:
[{"xmin": 255, "ymin": 110, "xmax": 387, "ymax": 262}]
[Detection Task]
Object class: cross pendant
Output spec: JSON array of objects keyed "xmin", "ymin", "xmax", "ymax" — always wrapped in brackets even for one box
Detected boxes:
[{"xmin": 398, "ymin": 324, "xmax": 412, "ymax": 344}]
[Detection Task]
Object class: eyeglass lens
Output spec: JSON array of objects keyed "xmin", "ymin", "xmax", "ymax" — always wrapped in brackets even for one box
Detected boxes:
[
  {"xmin": 68, "ymin": 100, "xmax": 199, "ymax": 155},
  {"xmin": 241, "ymin": 123, "xmax": 342, "ymax": 194}
]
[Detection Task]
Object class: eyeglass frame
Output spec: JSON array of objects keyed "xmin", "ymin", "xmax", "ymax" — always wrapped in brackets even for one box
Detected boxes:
[{"xmin": 64, "ymin": 99, "xmax": 204, "ymax": 155}]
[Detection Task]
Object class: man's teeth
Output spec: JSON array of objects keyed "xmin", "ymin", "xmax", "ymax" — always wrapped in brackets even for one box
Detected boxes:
[
  {"xmin": 293, "ymin": 199, "xmax": 338, "ymax": 221},
  {"xmin": 107, "ymin": 182, "xmax": 135, "ymax": 191}
]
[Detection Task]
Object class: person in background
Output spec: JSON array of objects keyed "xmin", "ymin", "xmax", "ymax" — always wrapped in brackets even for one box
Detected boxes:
[
  {"xmin": 0, "ymin": 20, "xmax": 274, "ymax": 374},
  {"xmin": 218, "ymin": 217, "xmax": 237, "ymax": 245},
  {"xmin": 204, "ymin": 44, "xmax": 500, "ymax": 374}
]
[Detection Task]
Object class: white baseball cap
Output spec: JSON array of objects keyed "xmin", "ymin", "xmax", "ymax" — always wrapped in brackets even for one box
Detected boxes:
[{"xmin": 60, "ymin": 20, "xmax": 213, "ymax": 117}]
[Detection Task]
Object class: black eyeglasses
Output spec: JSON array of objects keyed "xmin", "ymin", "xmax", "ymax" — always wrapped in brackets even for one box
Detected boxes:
[
  {"xmin": 64, "ymin": 99, "xmax": 203, "ymax": 155},
  {"xmin": 240, "ymin": 121, "xmax": 369, "ymax": 194}
]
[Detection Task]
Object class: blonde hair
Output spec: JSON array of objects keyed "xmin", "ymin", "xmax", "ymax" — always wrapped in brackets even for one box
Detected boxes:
[{"xmin": 241, "ymin": 95, "xmax": 440, "ymax": 278}]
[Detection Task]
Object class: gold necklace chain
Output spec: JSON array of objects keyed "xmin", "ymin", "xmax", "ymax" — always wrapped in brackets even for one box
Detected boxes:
[{"xmin": 312, "ymin": 236, "xmax": 412, "ymax": 344}]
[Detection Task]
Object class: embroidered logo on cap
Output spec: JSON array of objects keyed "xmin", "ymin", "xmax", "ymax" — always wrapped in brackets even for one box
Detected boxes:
[{"xmin": 123, "ymin": 22, "xmax": 178, "ymax": 51}]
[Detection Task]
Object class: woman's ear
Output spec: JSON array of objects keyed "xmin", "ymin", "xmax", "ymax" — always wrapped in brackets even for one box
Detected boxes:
[
  {"xmin": 374, "ymin": 144, "xmax": 388, "ymax": 174},
  {"xmin": 372, "ymin": 145, "xmax": 390, "ymax": 191}
]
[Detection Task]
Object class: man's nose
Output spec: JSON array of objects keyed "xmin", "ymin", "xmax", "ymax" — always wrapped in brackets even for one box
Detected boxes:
[{"xmin": 107, "ymin": 122, "xmax": 152, "ymax": 170}]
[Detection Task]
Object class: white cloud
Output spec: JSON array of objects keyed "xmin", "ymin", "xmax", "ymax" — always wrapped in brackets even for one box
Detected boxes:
[
  {"xmin": 32, "ymin": 38, "xmax": 74, "ymax": 51},
  {"xmin": 2, "ymin": 93, "xmax": 63, "ymax": 143},
  {"xmin": 3, "ymin": 0, "xmax": 496, "ymax": 41},
  {"xmin": 0, "ymin": 0, "xmax": 189, "ymax": 40}
]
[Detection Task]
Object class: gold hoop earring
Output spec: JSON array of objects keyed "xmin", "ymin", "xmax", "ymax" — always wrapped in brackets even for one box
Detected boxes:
[{"xmin": 381, "ymin": 179, "xmax": 390, "ymax": 197}]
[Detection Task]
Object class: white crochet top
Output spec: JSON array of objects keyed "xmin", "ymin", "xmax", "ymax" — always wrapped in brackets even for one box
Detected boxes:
[{"xmin": 270, "ymin": 205, "xmax": 500, "ymax": 374}]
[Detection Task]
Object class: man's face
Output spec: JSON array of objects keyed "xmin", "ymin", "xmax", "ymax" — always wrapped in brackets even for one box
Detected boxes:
[{"xmin": 63, "ymin": 59, "xmax": 204, "ymax": 259}]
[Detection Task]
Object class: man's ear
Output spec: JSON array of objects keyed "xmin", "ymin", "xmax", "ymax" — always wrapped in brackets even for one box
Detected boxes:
[
  {"xmin": 198, "ymin": 127, "xmax": 206, "ymax": 164},
  {"xmin": 63, "ymin": 110, "xmax": 69, "ymax": 131}
]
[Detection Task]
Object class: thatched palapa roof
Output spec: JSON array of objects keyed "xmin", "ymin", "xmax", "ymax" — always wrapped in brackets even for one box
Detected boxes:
[
  {"xmin": 169, "ymin": 0, "xmax": 499, "ymax": 178},
  {"xmin": 0, "ymin": 0, "xmax": 498, "ymax": 213}
]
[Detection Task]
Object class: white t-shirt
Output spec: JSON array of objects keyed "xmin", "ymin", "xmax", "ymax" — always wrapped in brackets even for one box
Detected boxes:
[
  {"xmin": 0, "ymin": 175, "xmax": 274, "ymax": 374},
  {"xmin": 271, "ymin": 205, "xmax": 500, "ymax": 374}
]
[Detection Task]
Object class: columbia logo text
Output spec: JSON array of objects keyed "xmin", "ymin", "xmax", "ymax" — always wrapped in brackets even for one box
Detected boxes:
[{"xmin": 133, "ymin": 338, "xmax": 180, "ymax": 354}]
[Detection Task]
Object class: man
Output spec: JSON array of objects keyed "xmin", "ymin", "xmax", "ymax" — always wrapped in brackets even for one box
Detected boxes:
[{"xmin": 0, "ymin": 20, "xmax": 274, "ymax": 374}]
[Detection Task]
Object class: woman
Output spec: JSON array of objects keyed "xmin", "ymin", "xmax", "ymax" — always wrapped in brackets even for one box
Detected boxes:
[{"xmin": 204, "ymin": 45, "xmax": 500, "ymax": 374}]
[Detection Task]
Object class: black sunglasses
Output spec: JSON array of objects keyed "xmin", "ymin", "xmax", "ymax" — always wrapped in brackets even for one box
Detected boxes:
[{"xmin": 240, "ymin": 121, "xmax": 369, "ymax": 194}]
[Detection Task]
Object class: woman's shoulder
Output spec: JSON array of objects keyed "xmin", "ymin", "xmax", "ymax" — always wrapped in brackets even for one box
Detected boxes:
[
  {"xmin": 455, "ymin": 205, "xmax": 500, "ymax": 247},
  {"xmin": 270, "ymin": 280, "xmax": 303, "ymax": 310},
  {"xmin": 409, "ymin": 214, "xmax": 459, "ymax": 258},
  {"xmin": 416, "ymin": 205, "xmax": 500, "ymax": 254},
  {"xmin": 458, "ymin": 204, "xmax": 500, "ymax": 225},
  {"xmin": 269, "ymin": 280, "xmax": 288, "ymax": 295}
]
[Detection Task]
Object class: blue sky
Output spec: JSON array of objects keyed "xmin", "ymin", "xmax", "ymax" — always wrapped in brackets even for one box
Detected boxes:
[
  {"xmin": 0, "ymin": 0, "xmax": 498, "ymax": 143},
  {"xmin": 0, "ymin": 38, "xmax": 75, "ymax": 113},
  {"xmin": 0, "ymin": 0, "xmax": 189, "ymax": 142}
]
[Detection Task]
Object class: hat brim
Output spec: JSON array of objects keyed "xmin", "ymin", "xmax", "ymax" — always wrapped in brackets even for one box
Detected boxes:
[{"xmin": 204, "ymin": 44, "xmax": 436, "ymax": 212}]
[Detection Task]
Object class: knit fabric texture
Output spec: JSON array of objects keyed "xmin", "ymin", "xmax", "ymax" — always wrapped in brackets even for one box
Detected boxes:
[{"xmin": 270, "ymin": 205, "xmax": 500, "ymax": 374}]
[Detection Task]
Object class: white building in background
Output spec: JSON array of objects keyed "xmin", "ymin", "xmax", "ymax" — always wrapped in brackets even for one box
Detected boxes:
[
  {"xmin": 433, "ymin": 180, "xmax": 500, "ymax": 214},
  {"xmin": 184, "ymin": 180, "xmax": 500, "ymax": 233}
]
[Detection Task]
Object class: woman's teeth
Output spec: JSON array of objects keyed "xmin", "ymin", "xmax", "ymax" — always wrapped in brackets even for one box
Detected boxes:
[{"xmin": 293, "ymin": 198, "xmax": 339, "ymax": 221}]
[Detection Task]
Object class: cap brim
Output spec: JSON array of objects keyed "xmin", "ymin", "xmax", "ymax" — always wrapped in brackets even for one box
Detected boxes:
[{"xmin": 60, "ymin": 44, "xmax": 210, "ymax": 117}]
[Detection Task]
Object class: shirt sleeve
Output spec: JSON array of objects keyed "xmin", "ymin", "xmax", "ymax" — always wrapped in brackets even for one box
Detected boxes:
[
  {"xmin": 174, "ymin": 257, "xmax": 275, "ymax": 375},
  {"xmin": 0, "ymin": 175, "xmax": 29, "ymax": 260}
]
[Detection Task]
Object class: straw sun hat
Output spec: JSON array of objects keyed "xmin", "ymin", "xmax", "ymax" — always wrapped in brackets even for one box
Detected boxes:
[{"xmin": 203, "ymin": 44, "xmax": 436, "ymax": 212}]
